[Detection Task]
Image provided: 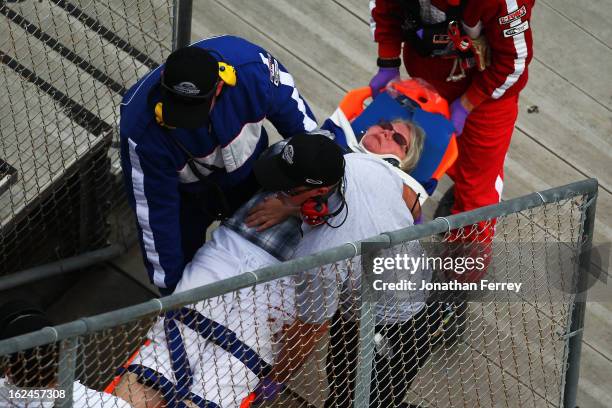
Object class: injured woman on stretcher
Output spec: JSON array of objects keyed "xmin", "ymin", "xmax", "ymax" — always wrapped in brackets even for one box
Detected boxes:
[{"xmin": 113, "ymin": 80, "xmax": 456, "ymax": 408}]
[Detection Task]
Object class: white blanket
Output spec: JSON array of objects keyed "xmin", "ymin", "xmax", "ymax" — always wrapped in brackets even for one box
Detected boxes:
[{"xmin": 133, "ymin": 227, "xmax": 294, "ymax": 408}]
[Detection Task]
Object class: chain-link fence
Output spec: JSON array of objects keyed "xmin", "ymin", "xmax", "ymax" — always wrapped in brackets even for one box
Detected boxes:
[
  {"xmin": 0, "ymin": 179, "xmax": 598, "ymax": 408},
  {"xmin": 0, "ymin": 0, "xmax": 175, "ymax": 275}
]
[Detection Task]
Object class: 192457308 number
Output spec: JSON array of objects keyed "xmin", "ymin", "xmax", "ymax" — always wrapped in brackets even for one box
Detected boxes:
[{"xmin": 7, "ymin": 388, "xmax": 66, "ymax": 401}]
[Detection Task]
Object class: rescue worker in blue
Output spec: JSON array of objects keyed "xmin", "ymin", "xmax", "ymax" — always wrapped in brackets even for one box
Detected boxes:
[{"xmin": 120, "ymin": 35, "xmax": 317, "ymax": 294}]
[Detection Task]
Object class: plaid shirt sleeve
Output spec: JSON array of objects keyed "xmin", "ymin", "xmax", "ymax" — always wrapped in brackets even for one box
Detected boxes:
[{"xmin": 222, "ymin": 192, "xmax": 302, "ymax": 261}]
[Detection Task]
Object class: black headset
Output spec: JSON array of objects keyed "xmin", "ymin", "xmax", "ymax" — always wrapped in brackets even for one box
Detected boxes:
[{"xmin": 300, "ymin": 179, "xmax": 349, "ymax": 228}]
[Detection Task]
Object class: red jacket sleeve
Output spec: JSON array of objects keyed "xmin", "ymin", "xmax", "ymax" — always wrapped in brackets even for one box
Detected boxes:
[
  {"xmin": 370, "ymin": 0, "xmax": 405, "ymax": 58},
  {"xmin": 463, "ymin": 0, "xmax": 535, "ymax": 107}
]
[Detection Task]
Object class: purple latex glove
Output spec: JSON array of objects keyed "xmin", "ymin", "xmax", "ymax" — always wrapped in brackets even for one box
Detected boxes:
[
  {"xmin": 369, "ymin": 67, "xmax": 400, "ymax": 97},
  {"xmin": 450, "ymin": 98, "xmax": 469, "ymax": 135},
  {"xmin": 252, "ymin": 377, "xmax": 285, "ymax": 405}
]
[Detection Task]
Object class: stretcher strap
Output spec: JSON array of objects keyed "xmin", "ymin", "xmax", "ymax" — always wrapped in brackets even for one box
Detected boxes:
[
  {"xmin": 168, "ymin": 307, "xmax": 272, "ymax": 377},
  {"xmin": 164, "ymin": 317, "xmax": 194, "ymax": 397}
]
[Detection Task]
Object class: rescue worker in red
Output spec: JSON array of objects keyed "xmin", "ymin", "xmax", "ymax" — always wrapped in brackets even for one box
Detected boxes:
[{"xmin": 370, "ymin": 0, "xmax": 534, "ymax": 254}]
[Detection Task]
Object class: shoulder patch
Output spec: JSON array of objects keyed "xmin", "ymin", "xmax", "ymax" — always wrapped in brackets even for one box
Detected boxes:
[
  {"xmin": 266, "ymin": 53, "xmax": 280, "ymax": 86},
  {"xmin": 503, "ymin": 20, "xmax": 529, "ymax": 37},
  {"xmin": 499, "ymin": 5, "xmax": 527, "ymax": 25}
]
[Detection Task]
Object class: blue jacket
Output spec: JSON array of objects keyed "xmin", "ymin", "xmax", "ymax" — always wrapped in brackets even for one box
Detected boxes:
[{"xmin": 120, "ymin": 35, "xmax": 317, "ymax": 291}]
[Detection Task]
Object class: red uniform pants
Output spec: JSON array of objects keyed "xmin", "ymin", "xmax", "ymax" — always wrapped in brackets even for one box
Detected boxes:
[
  {"xmin": 425, "ymin": 79, "xmax": 518, "ymax": 282},
  {"xmin": 448, "ymin": 95, "xmax": 518, "ymax": 215},
  {"xmin": 403, "ymin": 40, "xmax": 520, "ymax": 282},
  {"xmin": 403, "ymin": 44, "xmax": 520, "ymax": 241},
  {"xmin": 415, "ymin": 76, "xmax": 519, "ymax": 243}
]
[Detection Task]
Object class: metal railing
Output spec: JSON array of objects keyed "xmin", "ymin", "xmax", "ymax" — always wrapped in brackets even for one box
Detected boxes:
[{"xmin": 0, "ymin": 179, "xmax": 599, "ymax": 408}]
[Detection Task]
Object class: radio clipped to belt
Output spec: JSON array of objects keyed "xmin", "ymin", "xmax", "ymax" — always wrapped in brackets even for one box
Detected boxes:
[
  {"xmin": 401, "ymin": 0, "xmax": 490, "ymax": 82},
  {"xmin": 445, "ymin": 20, "xmax": 473, "ymax": 82},
  {"xmin": 446, "ymin": 20, "xmax": 490, "ymax": 81}
]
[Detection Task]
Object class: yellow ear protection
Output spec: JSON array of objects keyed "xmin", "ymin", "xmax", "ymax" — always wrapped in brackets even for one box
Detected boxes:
[
  {"xmin": 155, "ymin": 48, "xmax": 236, "ymax": 128},
  {"xmin": 205, "ymin": 48, "xmax": 237, "ymax": 87},
  {"xmin": 218, "ymin": 62, "xmax": 236, "ymax": 86},
  {"xmin": 154, "ymin": 102, "xmax": 175, "ymax": 129}
]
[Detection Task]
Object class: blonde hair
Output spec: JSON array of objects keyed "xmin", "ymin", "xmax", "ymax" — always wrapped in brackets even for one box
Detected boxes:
[{"xmin": 393, "ymin": 119, "xmax": 425, "ymax": 173}]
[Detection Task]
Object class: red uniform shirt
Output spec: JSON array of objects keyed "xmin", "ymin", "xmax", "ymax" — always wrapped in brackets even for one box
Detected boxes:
[{"xmin": 371, "ymin": 0, "xmax": 535, "ymax": 106}]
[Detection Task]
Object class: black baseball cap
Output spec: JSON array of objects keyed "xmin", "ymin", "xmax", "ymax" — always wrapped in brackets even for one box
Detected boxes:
[
  {"xmin": 254, "ymin": 133, "xmax": 345, "ymax": 191},
  {"xmin": 160, "ymin": 47, "xmax": 219, "ymax": 129}
]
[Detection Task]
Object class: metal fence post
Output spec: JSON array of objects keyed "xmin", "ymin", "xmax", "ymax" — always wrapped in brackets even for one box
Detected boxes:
[
  {"xmin": 354, "ymin": 299, "xmax": 375, "ymax": 408},
  {"xmin": 563, "ymin": 189, "xmax": 598, "ymax": 408},
  {"xmin": 354, "ymin": 241, "xmax": 387, "ymax": 408},
  {"xmin": 56, "ymin": 337, "xmax": 79, "ymax": 408},
  {"xmin": 172, "ymin": 0, "xmax": 193, "ymax": 50}
]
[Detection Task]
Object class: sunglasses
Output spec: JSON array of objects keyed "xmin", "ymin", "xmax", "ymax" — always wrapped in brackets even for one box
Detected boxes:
[{"xmin": 378, "ymin": 121, "xmax": 409, "ymax": 153}]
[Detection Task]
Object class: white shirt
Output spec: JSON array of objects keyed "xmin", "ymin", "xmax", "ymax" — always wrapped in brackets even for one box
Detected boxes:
[
  {"xmin": 293, "ymin": 153, "xmax": 430, "ymax": 324},
  {"xmin": 139, "ymin": 228, "xmax": 292, "ymax": 408}
]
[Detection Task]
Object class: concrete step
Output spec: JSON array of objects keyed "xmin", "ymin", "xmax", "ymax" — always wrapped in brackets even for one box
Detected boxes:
[
  {"xmin": 3, "ymin": 0, "xmax": 152, "ymax": 95},
  {"xmin": 71, "ymin": 0, "xmax": 172, "ymax": 68},
  {"xmin": 406, "ymin": 339, "xmax": 556, "ymax": 407},
  {"xmin": 0, "ymin": 65, "xmax": 102, "ymax": 225},
  {"xmin": 1, "ymin": 18, "xmax": 121, "ymax": 126}
]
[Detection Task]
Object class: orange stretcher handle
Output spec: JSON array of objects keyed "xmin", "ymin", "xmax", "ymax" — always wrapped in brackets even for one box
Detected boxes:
[
  {"xmin": 338, "ymin": 87, "xmax": 372, "ymax": 121},
  {"xmin": 338, "ymin": 80, "xmax": 451, "ymax": 121},
  {"xmin": 388, "ymin": 80, "xmax": 450, "ymax": 118},
  {"xmin": 103, "ymin": 339, "xmax": 152, "ymax": 394},
  {"xmin": 431, "ymin": 135, "xmax": 458, "ymax": 181}
]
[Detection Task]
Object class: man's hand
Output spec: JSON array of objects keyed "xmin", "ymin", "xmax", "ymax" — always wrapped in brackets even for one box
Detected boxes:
[
  {"xmin": 251, "ymin": 377, "xmax": 286, "ymax": 405},
  {"xmin": 450, "ymin": 94, "xmax": 474, "ymax": 135},
  {"xmin": 245, "ymin": 195, "xmax": 300, "ymax": 231},
  {"xmin": 369, "ymin": 67, "xmax": 400, "ymax": 97}
]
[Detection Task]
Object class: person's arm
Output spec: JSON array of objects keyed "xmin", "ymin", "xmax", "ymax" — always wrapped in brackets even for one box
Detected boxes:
[
  {"xmin": 120, "ymin": 133, "xmax": 184, "ymax": 293},
  {"xmin": 253, "ymin": 268, "xmax": 339, "ymax": 403},
  {"xmin": 275, "ymin": 268, "xmax": 338, "ymax": 379},
  {"xmin": 402, "ymin": 184, "xmax": 422, "ymax": 221},
  {"xmin": 251, "ymin": 320, "xmax": 329, "ymax": 405},
  {"xmin": 267, "ymin": 319, "xmax": 330, "ymax": 383},
  {"xmin": 245, "ymin": 194, "xmax": 301, "ymax": 231},
  {"xmin": 370, "ymin": 0, "xmax": 405, "ymax": 60},
  {"xmin": 369, "ymin": 0, "xmax": 405, "ymax": 95},
  {"xmin": 461, "ymin": 0, "xmax": 535, "ymax": 109},
  {"xmin": 449, "ymin": 0, "xmax": 534, "ymax": 133},
  {"xmin": 256, "ymin": 52, "xmax": 318, "ymax": 137}
]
